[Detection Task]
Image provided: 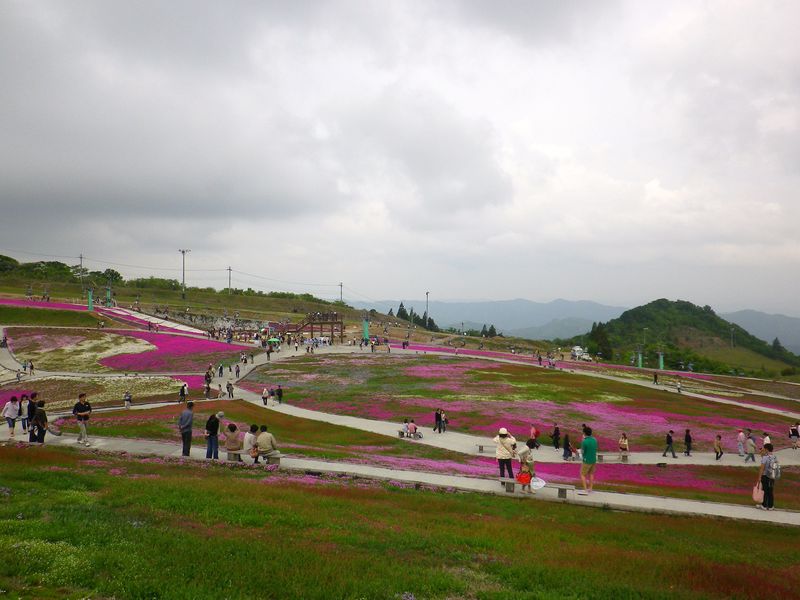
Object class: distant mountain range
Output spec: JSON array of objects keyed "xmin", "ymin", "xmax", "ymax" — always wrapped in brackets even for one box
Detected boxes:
[
  {"xmin": 722, "ymin": 310, "xmax": 800, "ymax": 355},
  {"xmin": 350, "ymin": 298, "xmax": 626, "ymax": 339}
]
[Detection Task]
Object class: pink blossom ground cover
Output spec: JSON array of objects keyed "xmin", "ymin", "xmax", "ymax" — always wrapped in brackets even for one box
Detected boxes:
[
  {"xmin": 59, "ymin": 329, "xmax": 244, "ymax": 372},
  {"xmin": 246, "ymin": 354, "xmax": 795, "ymax": 451}
]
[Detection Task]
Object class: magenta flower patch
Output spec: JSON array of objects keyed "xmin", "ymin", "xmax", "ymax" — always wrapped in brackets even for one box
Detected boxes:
[{"xmin": 98, "ymin": 330, "xmax": 244, "ymax": 372}]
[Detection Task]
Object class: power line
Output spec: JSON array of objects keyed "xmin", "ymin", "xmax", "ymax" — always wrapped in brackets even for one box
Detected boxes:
[
  {"xmin": 343, "ymin": 285, "xmax": 377, "ymax": 303},
  {"xmin": 0, "ymin": 247, "xmax": 80, "ymax": 261},
  {"xmin": 232, "ymin": 269, "xmax": 339, "ymax": 288},
  {"xmin": 83, "ymin": 256, "xmax": 226, "ymax": 272}
]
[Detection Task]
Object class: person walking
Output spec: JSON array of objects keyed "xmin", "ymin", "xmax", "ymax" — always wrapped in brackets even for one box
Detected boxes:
[
  {"xmin": 123, "ymin": 390, "xmax": 132, "ymax": 409},
  {"xmin": 178, "ymin": 402, "xmax": 194, "ymax": 457},
  {"xmin": 434, "ymin": 408, "xmax": 442, "ymax": 433},
  {"xmin": 235, "ymin": 364, "xmax": 240, "ymax": 378},
  {"xmin": 2, "ymin": 396, "xmax": 19, "ymax": 438},
  {"xmin": 737, "ymin": 429, "xmax": 746, "ymax": 456},
  {"xmin": 275, "ymin": 385, "xmax": 283, "ymax": 405},
  {"xmin": 714, "ymin": 435, "xmax": 724, "ymax": 460},
  {"xmin": 744, "ymin": 433, "xmax": 757, "ymax": 463},
  {"xmin": 762, "ymin": 432, "xmax": 771, "ymax": 448},
  {"xmin": 226, "ymin": 381, "xmax": 234, "ymax": 399},
  {"xmin": 72, "ymin": 393, "xmax": 92, "ymax": 446},
  {"xmin": 663, "ymin": 430, "xmax": 677, "ymax": 458},
  {"xmin": 618, "ymin": 432, "xmax": 629, "ymax": 460},
  {"xmin": 493, "ymin": 427, "xmax": 516, "ymax": 482},
  {"xmin": 179, "ymin": 384, "xmax": 187, "ymax": 403},
  {"xmin": 683, "ymin": 429, "xmax": 692, "ymax": 456},
  {"xmin": 790, "ymin": 422, "xmax": 799, "ymax": 450},
  {"xmin": 205, "ymin": 411, "xmax": 223, "ymax": 460},
  {"xmin": 261, "ymin": 388, "xmax": 269, "ymax": 406},
  {"xmin": 19, "ymin": 395, "xmax": 30, "ymax": 434},
  {"xmin": 578, "ymin": 426, "xmax": 598, "ymax": 495},
  {"xmin": 31, "ymin": 400, "xmax": 47, "ymax": 444},
  {"xmin": 756, "ymin": 443, "xmax": 778, "ymax": 510},
  {"xmin": 551, "ymin": 423, "xmax": 561, "ymax": 451},
  {"xmin": 653, "ymin": 371, "xmax": 658, "ymax": 384},
  {"xmin": 440, "ymin": 409, "xmax": 447, "ymax": 432}
]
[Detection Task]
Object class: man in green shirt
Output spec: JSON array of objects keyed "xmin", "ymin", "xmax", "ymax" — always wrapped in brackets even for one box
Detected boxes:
[{"xmin": 578, "ymin": 426, "xmax": 598, "ymax": 495}]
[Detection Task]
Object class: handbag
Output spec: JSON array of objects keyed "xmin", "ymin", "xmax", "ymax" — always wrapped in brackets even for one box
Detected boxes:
[
  {"xmin": 752, "ymin": 483, "xmax": 764, "ymax": 503},
  {"xmin": 249, "ymin": 446, "xmax": 259, "ymax": 458}
]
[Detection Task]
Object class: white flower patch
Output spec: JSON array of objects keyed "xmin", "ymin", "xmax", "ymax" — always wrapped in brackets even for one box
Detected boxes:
[{"xmin": 21, "ymin": 333, "xmax": 155, "ymax": 373}]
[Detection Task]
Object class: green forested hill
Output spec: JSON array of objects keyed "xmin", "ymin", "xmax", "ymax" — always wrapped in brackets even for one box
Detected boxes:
[{"xmin": 567, "ymin": 299, "xmax": 800, "ymax": 376}]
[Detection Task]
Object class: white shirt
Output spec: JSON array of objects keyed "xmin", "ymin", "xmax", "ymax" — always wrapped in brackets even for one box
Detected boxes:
[
  {"xmin": 243, "ymin": 432, "xmax": 257, "ymax": 452},
  {"xmin": 2, "ymin": 402, "xmax": 20, "ymax": 419}
]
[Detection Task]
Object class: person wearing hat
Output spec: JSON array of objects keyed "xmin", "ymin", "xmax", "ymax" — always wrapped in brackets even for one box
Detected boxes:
[
  {"xmin": 493, "ymin": 427, "xmax": 517, "ymax": 482},
  {"xmin": 205, "ymin": 411, "xmax": 224, "ymax": 460}
]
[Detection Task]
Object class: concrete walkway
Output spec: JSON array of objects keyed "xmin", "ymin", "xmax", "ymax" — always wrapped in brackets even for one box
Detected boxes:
[{"xmin": 3, "ymin": 429, "xmax": 797, "ymax": 527}]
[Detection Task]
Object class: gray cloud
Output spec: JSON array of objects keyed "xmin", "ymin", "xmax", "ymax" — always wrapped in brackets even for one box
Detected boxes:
[{"xmin": 1, "ymin": 0, "xmax": 799, "ymax": 314}]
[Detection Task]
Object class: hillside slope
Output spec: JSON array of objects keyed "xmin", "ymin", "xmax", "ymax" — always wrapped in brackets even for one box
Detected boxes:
[{"xmin": 570, "ymin": 299, "xmax": 800, "ymax": 375}]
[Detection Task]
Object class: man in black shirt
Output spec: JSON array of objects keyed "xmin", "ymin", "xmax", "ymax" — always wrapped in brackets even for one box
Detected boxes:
[
  {"xmin": 205, "ymin": 411, "xmax": 222, "ymax": 460},
  {"xmin": 72, "ymin": 393, "xmax": 92, "ymax": 446},
  {"xmin": 662, "ymin": 429, "xmax": 677, "ymax": 458}
]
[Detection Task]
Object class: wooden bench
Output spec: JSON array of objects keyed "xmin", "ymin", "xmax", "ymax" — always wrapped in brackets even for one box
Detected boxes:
[{"xmin": 545, "ymin": 483, "xmax": 576, "ymax": 499}]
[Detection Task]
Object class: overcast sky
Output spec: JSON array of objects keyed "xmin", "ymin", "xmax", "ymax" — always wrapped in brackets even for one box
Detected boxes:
[{"xmin": 1, "ymin": 1, "xmax": 799, "ymax": 315}]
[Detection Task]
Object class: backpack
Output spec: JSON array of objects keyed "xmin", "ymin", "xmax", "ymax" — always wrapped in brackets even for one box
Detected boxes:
[{"xmin": 769, "ymin": 456, "xmax": 781, "ymax": 480}]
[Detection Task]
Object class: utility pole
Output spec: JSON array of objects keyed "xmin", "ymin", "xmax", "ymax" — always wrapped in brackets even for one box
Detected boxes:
[
  {"xmin": 339, "ymin": 282, "xmax": 343, "ymax": 303},
  {"xmin": 79, "ymin": 253, "xmax": 84, "ymax": 292},
  {"xmin": 227, "ymin": 267, "xmax": 232, "ymax": 295},
  {"xmin": 178, "ymin": 249, "xmax": 190, "ymax": 300},
  {"xmin": 425, "ymin": 291, "xmax": 429, "ymax": 323}
]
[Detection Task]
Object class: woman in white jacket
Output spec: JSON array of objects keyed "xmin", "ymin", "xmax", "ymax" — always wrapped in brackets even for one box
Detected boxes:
[
  {"xmin": 494, "ymin": 427, "xmax": 517, "ymax": 481},
  {"xmin": 2, "ymin": 396, "xmax": 20, "ymax": 438}
]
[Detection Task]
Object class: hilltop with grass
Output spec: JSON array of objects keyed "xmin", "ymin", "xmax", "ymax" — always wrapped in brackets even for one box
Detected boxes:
[{"xmin": 562, "ymin": 299, "xmax": 800, "ymax": 377}]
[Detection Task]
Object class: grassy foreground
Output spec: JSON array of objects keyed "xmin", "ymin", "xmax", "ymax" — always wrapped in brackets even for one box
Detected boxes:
[{"xmin": 0, "ymin": 445, "xmax": 798, "ymax": 600}]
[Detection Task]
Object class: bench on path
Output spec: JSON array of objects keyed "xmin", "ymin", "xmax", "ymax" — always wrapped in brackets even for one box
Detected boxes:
[
  {"xmin": 545, "ymin": 483, "xmax": 576, "ymax": 500},
  {"xmin": 596, "ymin": 453, "xmax": 629, "ymax": 464},
  {"xmin": 226, "ymin": 451, "xmax": 283, "ymax": 467},
  {"xmin": 500, "ymin": 477, "xmax": 517, "ymax": 493}
]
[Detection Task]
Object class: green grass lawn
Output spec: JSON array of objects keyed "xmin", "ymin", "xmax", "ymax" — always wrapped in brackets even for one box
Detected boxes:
[
  {"xmin": 0, "ymin": 445, "xmax": 797, "ymax": 599},
  {"xmin": 0, "ymin": 305, "xmax": 100, "ymax": 327}
]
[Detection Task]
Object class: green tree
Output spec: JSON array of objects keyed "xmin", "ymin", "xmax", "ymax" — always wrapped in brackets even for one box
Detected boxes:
[
  {"xmin": 480, "ymin": 324, "xmax": 488, "ymax": 337},
  {"xmin": 396, "ymin": 302, "xmax": 409, "ymax": 320},
  {"xmin": 387, "ymin": 308, "xmax": 394, "ymax": 317},
  {"xmin": 772, "ymin": 337, "xmax": 786, "ymax": 352},
  {"xmin": 488, "ymin": 324, "xmax": 497, "ymax": 337}
]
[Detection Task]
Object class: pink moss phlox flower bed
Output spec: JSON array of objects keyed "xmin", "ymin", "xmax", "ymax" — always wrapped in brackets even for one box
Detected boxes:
[
  {"xmin": 0, "ymin": 297, "xmax": 87, "ymax": 311},
  {"xmin": 94, "ymin": 308, "xmax": 187, "ymax": 334},
  {"xmin": 98, "ymin": 330, "xmax": 244, "ymax": 372}
]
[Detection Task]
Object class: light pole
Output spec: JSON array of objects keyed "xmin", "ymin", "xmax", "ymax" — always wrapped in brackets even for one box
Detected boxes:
[
  {"xmin": 425, "ymin": 291, "xmax": 429, "ymax": 324},
  {"xmin": 178, "ymin": 249, "xmax": 190, "ymax": 300}
]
